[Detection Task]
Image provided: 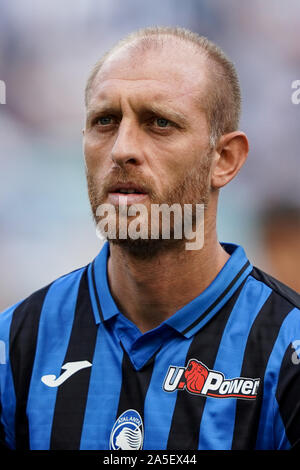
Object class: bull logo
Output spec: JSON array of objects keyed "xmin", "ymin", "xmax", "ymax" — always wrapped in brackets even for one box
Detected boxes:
[
  {"xmin": 184, "ymin": 359, "xmax": 209, "ymax": 394},
  {"xmin": 163, "ymin": 359, "xmax": 209, "ymax": 394}
]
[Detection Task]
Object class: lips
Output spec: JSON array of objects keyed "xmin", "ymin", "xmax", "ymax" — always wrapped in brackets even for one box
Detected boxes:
[
  {"xmin": 108, "ymin": 182, "xmax": 148, "ymax": 194},
  {"xmin": 107, "ymin": 182, "xmax": 149, "ymax": 205}
]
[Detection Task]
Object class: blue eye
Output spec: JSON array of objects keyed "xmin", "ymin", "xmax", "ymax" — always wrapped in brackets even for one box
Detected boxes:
[
  {"xmin": 156, "ymin": 118, "xmax": 170, "ymax": 127},
  {"xmin": 98, "ymin": 116, "xmax": 113, "ymax": 125}
]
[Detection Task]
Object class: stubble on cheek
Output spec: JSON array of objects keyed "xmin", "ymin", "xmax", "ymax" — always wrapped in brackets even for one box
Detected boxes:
[{"xmin": 85, "ymin": 144, "xmax": 213, "ymax": 240}]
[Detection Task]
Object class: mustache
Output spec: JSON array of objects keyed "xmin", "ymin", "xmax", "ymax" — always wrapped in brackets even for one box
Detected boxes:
[{"xmin": 99, "ymin": 168, "xmax": 156, "ymax": 198}]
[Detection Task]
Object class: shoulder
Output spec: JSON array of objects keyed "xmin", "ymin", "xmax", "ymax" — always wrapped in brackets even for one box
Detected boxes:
[
  {"xmin": 245, "ymin": 267, "xmax": 300, "ymax": 349},
  {"xmin": 0, "ymin": 265, "xmax": 88, "ymax": 340},
  {"xmin": 250, "ymin": 266, "xmax": 300, "ymax": 310}
]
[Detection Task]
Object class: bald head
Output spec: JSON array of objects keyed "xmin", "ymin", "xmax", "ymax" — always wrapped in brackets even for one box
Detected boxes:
[{"xmin": 85, "ymin": 26, "xmax": 241, "ymax": 146}]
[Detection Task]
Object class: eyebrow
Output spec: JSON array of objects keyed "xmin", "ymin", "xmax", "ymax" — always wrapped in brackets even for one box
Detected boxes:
[
  {"xmin": 145, "ymin": 103, "xmax": 189, "ymax": 126},
  {"xmin": 86, "ymin": 105, "xmax": 116, "ymax": 123},
  {"xmin": 86, "ymin": 102, "xmax": 189, "ymax": 127}
]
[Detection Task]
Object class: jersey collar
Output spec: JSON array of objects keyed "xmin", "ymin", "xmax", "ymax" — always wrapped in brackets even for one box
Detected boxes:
[{"xmin": 87, "ymin": 241, "xmax": 252, "ymax": 338}]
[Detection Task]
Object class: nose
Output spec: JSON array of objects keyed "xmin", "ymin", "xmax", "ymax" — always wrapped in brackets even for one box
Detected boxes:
[{"xmin": 111, "ymin": 119, "xmax": 143, "ymax": 168}]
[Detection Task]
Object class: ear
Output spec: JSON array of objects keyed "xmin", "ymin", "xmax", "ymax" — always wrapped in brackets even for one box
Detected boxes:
[{"xmin": 210, "ymin": 131, "xmax": 249, "ymax": 189}]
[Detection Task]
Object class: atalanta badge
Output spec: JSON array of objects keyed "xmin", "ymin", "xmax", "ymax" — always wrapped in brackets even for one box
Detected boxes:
[{"xmin": 109, "ymin": 409, "xmax": 144, "ymax": 450}]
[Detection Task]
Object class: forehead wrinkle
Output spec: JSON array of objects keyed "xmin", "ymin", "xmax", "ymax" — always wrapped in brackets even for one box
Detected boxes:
[
  {"xmin": 86, "ymin": 95, "xmax": 193, "ymax": 127},
  {"xmin": 88, "ymin": 77, "xmax": 204, "ymax": 118},
  {"xmin": 86, "ymin": 37, "xmax": 211, "ymax": 107},
  {"xmin": 89, "ymin": 56, "xmax": 208, "ymax": 102},
  {"xmin": 89, "ymin": 77, "xmax": 168, "ymax": 105}
]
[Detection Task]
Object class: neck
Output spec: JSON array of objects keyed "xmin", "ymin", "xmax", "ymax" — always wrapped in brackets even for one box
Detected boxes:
[{"xmin": 107, "ymin": 211, "xmax": 229, "ymax": 333}]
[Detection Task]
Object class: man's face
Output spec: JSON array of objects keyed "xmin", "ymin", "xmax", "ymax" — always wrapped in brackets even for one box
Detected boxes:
[{"xmin": 83, "ymin": 41, "xmax": 213, "ymax": 254}]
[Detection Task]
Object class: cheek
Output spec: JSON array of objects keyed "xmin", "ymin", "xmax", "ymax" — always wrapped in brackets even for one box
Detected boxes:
[
  {"xmin": 83, "ymin": 136, "xmax": 109, "ymax": 173},
  {"xmin": 154, "ymin": 141, "xmax": 199, "ymax": 183},
  {"xmin": 149, "ymin": 140, "xmax": 190, "ymax": 181}
]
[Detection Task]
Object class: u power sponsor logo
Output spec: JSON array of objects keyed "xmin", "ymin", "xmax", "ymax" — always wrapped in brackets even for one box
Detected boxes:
[{"xmin": 163, "ymin": 358, "xmax": 260, "ymax": 400}]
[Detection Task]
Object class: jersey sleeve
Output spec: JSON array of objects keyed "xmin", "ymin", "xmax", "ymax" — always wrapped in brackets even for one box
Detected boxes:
[
  {"xmin": 0, "ymin": 303, "xmax": 20, "ymax": 450},
  {"xmin": 0, "ymin": 394, "xmax": 6, "ymax": 448},
  {"xmin": 275, "ymin": 338, "xmax": 300, "ymax": 449}
]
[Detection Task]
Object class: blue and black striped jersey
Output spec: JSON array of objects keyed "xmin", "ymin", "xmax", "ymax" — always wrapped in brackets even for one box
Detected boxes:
[{"xmin": 0, "ymin": 242, "xmax": 300, "ymax": 450}]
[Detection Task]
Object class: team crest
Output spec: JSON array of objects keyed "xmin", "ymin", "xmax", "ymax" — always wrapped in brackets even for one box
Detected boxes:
[
  {"xmin": 109, "ymin": 409, "xmax": 144, "ymax": 450},
  {"xmin": 163, "ymin": 358, "xmax": 260, "ymax": 400}
]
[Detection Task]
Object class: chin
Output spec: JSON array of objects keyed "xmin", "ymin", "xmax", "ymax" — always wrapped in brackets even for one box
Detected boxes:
[{"xmin": 108, "ymin": 236, "xmax": 184, "ymax": 259}]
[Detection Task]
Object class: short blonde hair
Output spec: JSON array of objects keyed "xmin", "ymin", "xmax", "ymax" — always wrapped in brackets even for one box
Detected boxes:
[{"xmin": 85, "ymin": 26, "xmax": 241, "ymax": 146}]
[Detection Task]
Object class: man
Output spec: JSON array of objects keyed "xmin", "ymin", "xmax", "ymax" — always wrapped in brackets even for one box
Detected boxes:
[{"xmin": 0, "ymin": 26, "xmax": 299, "ymax": 451}]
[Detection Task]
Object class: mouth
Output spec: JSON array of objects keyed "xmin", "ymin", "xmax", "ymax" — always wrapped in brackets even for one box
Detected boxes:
[
  {"xmin": 108, "ymin": 182, "xmax": 148, "ymax": 194},
  {"xmin": 107, "ymin": 182, "xmax": 149, "ymax": 204}
]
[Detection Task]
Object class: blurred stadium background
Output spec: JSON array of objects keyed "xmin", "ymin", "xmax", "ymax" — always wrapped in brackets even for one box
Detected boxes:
[{"xmin": 0, "ymin": 0, "xmax": 299, "ymax": 311}]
